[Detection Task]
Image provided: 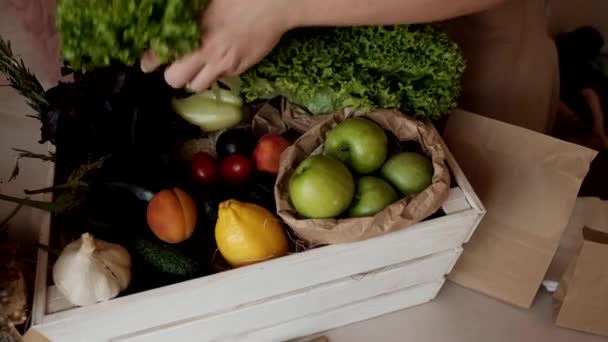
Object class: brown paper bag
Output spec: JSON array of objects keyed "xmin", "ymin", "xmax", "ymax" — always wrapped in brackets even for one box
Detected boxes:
[
  {"xmin": 443, "ymin": 110, "xmax": 597, "ymax": 308},
  {"xmin": 544, "ymin": 198, "xmax": 586, "ymax": 283},
  {"xmin": 275, "ymin": 108, "xmax": 450, "ymax": 245},
  {"xmin": 251, "ymin": 102, "xmax": 288, "ymax": 137},
  {"xmin": 553, "ymin": 226, "xmax": 608, "ymax": 337},
  {"xmin": 280, "ymin": 101, "xmax": 333, "ymax": 134}
]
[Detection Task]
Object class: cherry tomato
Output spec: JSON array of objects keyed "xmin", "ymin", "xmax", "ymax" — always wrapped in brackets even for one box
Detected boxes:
[
  {"xmin": 191, "ymin": 152, "xmax": 219, "ymax": 185},
  {"xmin": 220, "ymin": 155, "xmax": 254, "ymax": 184}
]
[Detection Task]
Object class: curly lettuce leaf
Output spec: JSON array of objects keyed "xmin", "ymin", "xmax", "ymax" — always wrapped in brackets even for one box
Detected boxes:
[
  {"xmin": 241, "ymin": 25, "xmax": 466, "ymax": 120},
  {"xmin": 57, "ymin": 0, "xmax": 207, "ymax": 70}
]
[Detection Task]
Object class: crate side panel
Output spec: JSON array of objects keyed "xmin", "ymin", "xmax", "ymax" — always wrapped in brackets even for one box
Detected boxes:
[
  {"xmin": 114, "ymin": 250, "xmax": 459, "ymax": 342},
  {"xmin": 228, "ymin": 281, "xmax": 444, "ymax": 342},
  {"xmin": 36, "ymin": 209, "xmax": 478, "ymax": 336}
]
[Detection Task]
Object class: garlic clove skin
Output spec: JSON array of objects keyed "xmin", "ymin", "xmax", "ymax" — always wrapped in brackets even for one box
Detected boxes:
[{"xmin": 52, "ymin": 233, "xmax": 132, "ymax": 307}]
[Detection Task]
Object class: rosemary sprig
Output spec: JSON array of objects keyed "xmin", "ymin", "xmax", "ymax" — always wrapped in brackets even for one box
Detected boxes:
[
  {"xmin": 9, "ymin": 148, "xmax": 56, "ymax": 182},
  {"xmin": 0, "ymin": 35, "xmax": 49, "ymax": 117},
  {"xmin": 0, "ymin": 192, "xmax": 82, "ymax": 215}
]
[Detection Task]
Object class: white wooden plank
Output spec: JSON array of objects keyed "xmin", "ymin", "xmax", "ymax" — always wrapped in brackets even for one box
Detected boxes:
[
  {"xmin": 34, "ymin": 210, "xmax": 478, "ymax": 341},
  {"xmin": 46, "ymin": 285, "xmax": 74, "ymax": 314},
  {"xmin": 226, "ymin": 281, "xmax": 444, "ymax": 342},
  {"xmin": 464, "ymin": 211, "xmax": 486, "ymax": 244},
  {"xmin": 441, "ymin": 187, "xmax": 470, "ymax": 215},
  {"xmin": 31, "ymin": 157, "xmax": 56, "ymax": 325},
  {"xmin": 115, "ymin": 249, "xmax": 460, "ymax": 342},
  {"xmin": 430, "ymin": 123, "xmax": 485, "ymax": 216}
]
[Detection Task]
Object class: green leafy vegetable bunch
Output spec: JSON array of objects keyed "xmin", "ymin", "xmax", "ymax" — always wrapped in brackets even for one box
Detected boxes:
[
  {"xmin": 57, "ymin": 0, "xmax": 207, "ymax": 70},
  {"xmin": 241, "ymin": 25, "xmax": 466, "ymax": 119}
]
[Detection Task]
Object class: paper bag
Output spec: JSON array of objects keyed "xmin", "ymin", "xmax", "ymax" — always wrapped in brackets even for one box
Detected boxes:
[
  {"xmin": 251, "ymin": 102, "xmax": 288, "ymax": 137},
  {"xmin": 280, "ymin": 101, "xmax": 332, "ymax": 134},
  {"xmin": 275, "ymin": 108, "xmax": 450, "ymax": 245},
  {"xmin": 554, "ymin": 227, "xmax": 608, "ymax": 336},
  {"xmin": 22, "ymin": 329, "xmax": 51, "ymax": 342},
  {"xmin": 443, "ymin": 110, "xmax": 597, "ymax": 308},
  {"xmin": 544, "ymin": 198, "xmax": 586, "ymax": 284},
  {"xmin": 553, "ymin": 199, "xmax": 608, "ymax": 337}
]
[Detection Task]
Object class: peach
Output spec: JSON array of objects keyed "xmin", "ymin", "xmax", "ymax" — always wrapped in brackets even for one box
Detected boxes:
[{"xmin": 146, "ymin": 188, "xmax": 197, "ymax": 243}]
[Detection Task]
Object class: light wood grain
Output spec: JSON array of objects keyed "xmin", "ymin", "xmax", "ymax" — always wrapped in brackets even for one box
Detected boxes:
[
  {"xmin": 228, "ymin": 281, "xmax": 444, "ymax": 342},
  {"xmin": 114, "ymin": 250, "xmax": 460, "ymax": 342}
]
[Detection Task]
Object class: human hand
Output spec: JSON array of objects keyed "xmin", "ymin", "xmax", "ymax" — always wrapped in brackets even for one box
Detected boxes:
[{"xmin": 141, "ymin": 0, "xmax": 292, "ymax": 92}]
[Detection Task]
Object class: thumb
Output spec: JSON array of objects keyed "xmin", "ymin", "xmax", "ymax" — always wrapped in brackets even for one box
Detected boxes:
[{"xmin": 140, "ymin": 50, "xmax": 161, "ymax": 73}]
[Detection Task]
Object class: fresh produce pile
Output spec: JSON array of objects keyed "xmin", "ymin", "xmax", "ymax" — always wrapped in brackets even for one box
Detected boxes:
[
  {"xmin": 1, "ymin": 33, "xmax": 301, "ymax": 302},
  {"xmin": 288, "ymin": 118, "xmax": 434, "ymax": 220},
  {"xmin": 55, "ymin": 1, "xmax": 465, "ymax": 120},
  {"xmin": 0, "ymin": 2, "xmax": 459, "ymax": 307}
]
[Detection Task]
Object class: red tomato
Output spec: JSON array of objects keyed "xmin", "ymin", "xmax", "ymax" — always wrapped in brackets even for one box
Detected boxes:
[
  {"xmin": 220, "ymin": 155, "xmax": 254, "ymax": 184},
  {"xmin": 191, "ymin": 152, "xmax": 219, "ymax": 185}
]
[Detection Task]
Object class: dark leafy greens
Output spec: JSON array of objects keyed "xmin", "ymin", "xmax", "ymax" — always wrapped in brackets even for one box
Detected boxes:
[
  {"xmin": 40, "ymin": 64, "xmax": 201, "ymax": 173},
  {"xmin": 57, "ymin": 0, "xmax": 207, "ymax": 70},
  {"xmin": 241, "ymin": 25, "xmax": 466, "ymax": 119}
]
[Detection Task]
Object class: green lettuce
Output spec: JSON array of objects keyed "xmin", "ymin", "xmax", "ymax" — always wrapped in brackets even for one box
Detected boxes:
[
  {"xmin": 241, "ymin": 25, "xmax": 466, "ymax": 119},
  {"xmin": 57, "ymin": 0, "xmax": 206, "ymax": 70}
]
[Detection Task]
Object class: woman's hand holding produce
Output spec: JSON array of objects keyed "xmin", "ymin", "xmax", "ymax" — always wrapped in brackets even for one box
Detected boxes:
[{"xmin": 141, "ymin": 0, "xmax": 292, "ymax": 92}]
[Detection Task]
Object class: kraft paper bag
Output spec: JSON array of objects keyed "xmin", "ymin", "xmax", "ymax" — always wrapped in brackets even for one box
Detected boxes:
[
  {"xmin": 443, "ymin": 110, "xmax": 597, "ymax": 308},
  {"xmin": 544, "ymin": 198, "xmax": 586, "ymax": 284},
  {"xmin": 275, "ymin": 107, "xmax": 450, "ymax": 245},
  {"xmin": 22, "ymin": 329, "xmax": 51, "ymax": 342},
  {"xmin": 545, "ymin": 197, "xmax": 608, "ymax": 285},
  {"xmin": 553, "ymin": 198, "xmax": 608, "ymax": 337}
]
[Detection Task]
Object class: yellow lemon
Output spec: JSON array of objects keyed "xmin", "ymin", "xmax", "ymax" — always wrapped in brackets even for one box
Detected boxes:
[{"xmin": 215, "ymin": 199, "xmax": 289, "ymax": 268}]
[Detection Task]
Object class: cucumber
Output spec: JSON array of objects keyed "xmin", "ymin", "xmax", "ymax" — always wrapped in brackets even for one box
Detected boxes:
[
  {"xmin": 83, "ymin": 218, "xmax": 205, "ymax": 279},
  {"xmin": 130, "ymin": 236, "xmax": 204, "ymax": 278}
]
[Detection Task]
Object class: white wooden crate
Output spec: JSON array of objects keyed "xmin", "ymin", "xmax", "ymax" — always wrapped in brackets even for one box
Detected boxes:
[{"xmin": 31, "ymin": 132, "xmax": 485, "ymax": 342}]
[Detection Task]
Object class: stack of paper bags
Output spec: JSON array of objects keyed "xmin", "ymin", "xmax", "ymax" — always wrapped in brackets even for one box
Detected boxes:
[{"xmin": 443, "ymin": 110, "xmax": 597, "ymax": 309}]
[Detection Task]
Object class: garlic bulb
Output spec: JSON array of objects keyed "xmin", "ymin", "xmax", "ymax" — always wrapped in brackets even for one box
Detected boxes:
[{"xmin": 52, "ymin": 233, "xmax": 132, "ymax": 307}]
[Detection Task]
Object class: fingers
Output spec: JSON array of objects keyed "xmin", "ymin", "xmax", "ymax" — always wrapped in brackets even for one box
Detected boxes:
[
  {"xmin": 164, "ymin": 49, "xmax": 207, "ymax": 89},
  {"xmin": 188, "ymin": 48, "xmax": 239, "ymax": 92},
  {"xmin": 187, "ymin": 67, "xmax": 220, "ymax": 92},
  {"xmin": 165, "ymin": 38, "xmax": 239, "ymax": 92},
  {"xmin": 140, "ymin": 50, "xmax": 161, "ymax": 73}
]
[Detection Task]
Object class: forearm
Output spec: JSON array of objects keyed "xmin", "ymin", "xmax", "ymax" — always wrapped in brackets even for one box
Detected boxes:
[
  {"xmin": 558, "ymin": 100, "xmax": 578, "ymax": 119},
  {"xmin": 286, "ymin": 0, "xmax": 505, "ymax": 28},
  {"xmin": 582, "ymin": 87, "xmax": 607, "ymax": 131}
]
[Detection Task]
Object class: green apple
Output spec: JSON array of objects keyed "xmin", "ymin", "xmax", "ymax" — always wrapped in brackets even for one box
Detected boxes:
[
  {"xmin": 348, "ymin": 176, "xmax": 399, "ymax": 218},
  {"xmin": 324, "ymin": 118, "xmax": 388, "ymax": 174},
  {"xmin": 380, "ymin": 152, "xmax": 434, "ymax": 196},
  {"xmin": 288, "ymin": 155, "xmax": 355, "ymax": 218}
]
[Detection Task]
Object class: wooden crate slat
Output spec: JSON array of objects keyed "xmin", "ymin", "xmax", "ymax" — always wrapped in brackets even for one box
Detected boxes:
[
  {"xmin": 442, "ymin": 187, "xmax": 470, "ymax": 215},
  {"xmin": 35, "ymin": 210, "xmax": 478, "ymax": 340},
  {"xmin": 228, "ymin": 281, "xmax": 444, "ymax": 342},
  {"xmin": 113, "ymin": 250, "xmax": 460, "ymax": 342},
  {"xmin": 430, "ymin": 123, "xmax": 485, "ymax": 215}
]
